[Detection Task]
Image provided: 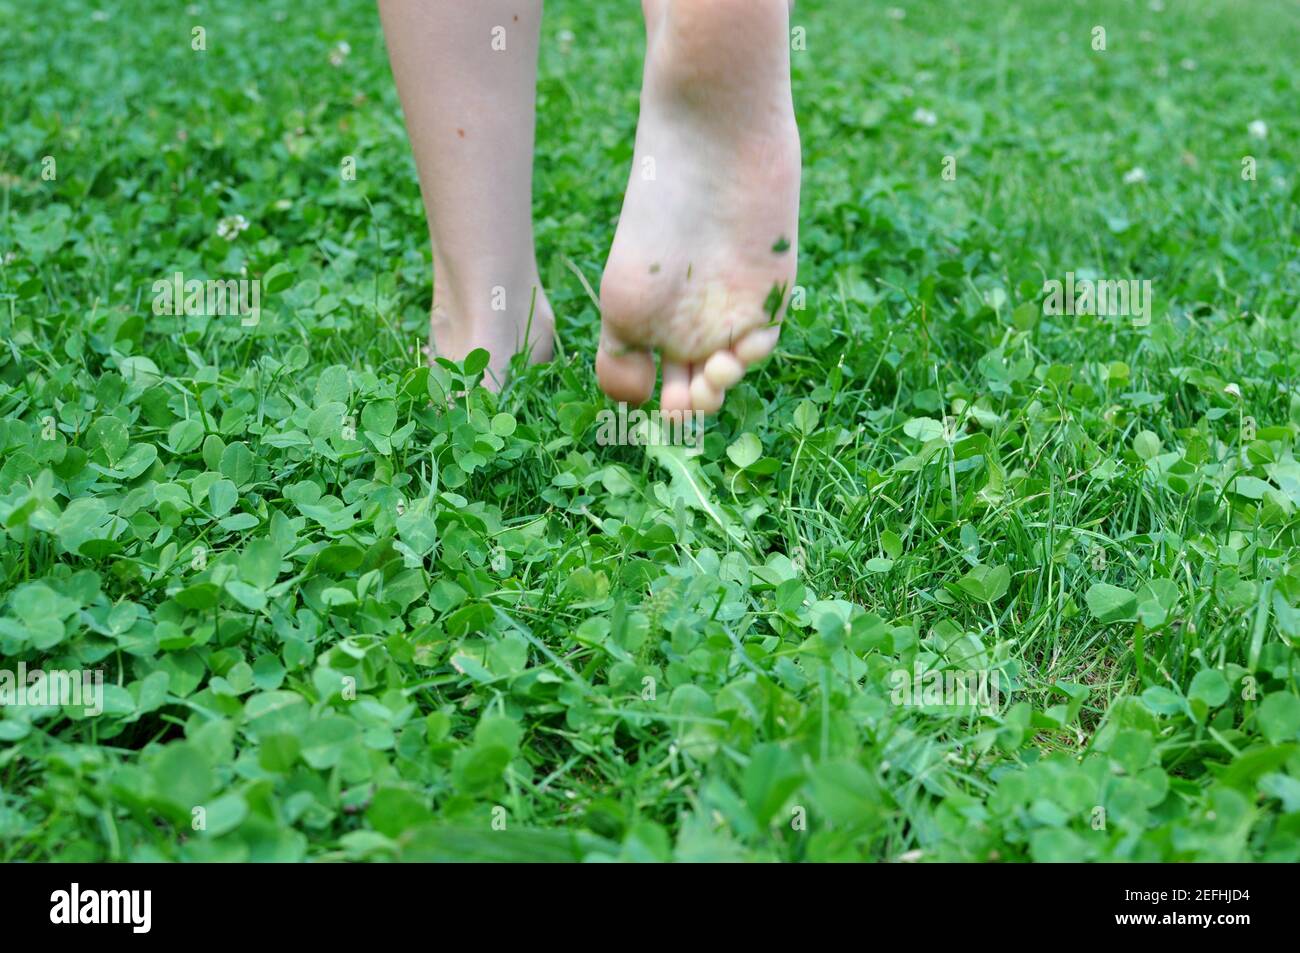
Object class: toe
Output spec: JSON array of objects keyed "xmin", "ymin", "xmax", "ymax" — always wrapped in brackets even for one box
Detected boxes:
[
  {"xmin": 689, "ymin": 368, "xmax": 726, "ymax": 414},
  {"xmin": 733, "ymin": 325, "xmax": 782, "ymax": 365},
  {"xmin": 660, "ymin": 360, "xmax": 693, "ymax": 414},
  {"xmin": 596, "ymin": 329, "xmax": 656, "ymax": 405},
  {"xmin": 703, "ymin": 350, "xmax": 745, "ymax": 390}
]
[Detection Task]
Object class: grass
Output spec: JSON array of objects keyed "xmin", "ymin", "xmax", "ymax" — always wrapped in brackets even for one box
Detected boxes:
[{"xmin": 1, "ymin": 0, "xmax": 1299, "ymax": 862}]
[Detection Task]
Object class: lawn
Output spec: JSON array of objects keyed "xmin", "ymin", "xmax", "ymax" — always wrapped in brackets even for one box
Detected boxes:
[{"xmin": 1, "ymin": 0, "xmax": 1299, "ymax": 862}]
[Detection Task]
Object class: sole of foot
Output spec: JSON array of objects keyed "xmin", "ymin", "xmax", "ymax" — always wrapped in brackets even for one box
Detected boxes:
[{"xmin": 596, "ymin": 0, "xmax": 801, "ymax": 415}]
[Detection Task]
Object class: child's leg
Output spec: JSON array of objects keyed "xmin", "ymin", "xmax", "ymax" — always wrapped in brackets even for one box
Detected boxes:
[
  {"xmin": 378, "ymin": 1, "xmax": 553, "ymax": 386},
  {"xmin": 598, "ymin": 0, "xmax": 800, "ymax": 414}
]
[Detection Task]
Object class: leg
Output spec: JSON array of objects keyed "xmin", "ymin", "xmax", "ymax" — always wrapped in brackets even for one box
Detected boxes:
[
  {"xmin": 598, "ymin": 0, "xmax": 801, "ymax": 413},
  {"xmin": 378, "ymin": 0, "xmax": 554, "ymax": 387}
]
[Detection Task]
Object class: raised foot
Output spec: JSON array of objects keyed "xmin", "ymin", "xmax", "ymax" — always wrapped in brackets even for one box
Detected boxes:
[{"xmin": 597, "ymin": 0, "xmax": 801, "ymax": 414}]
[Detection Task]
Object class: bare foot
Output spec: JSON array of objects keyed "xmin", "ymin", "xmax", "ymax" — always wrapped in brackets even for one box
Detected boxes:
[
  {"xmin": 428, "ymin": 258, "xmax": 554, "ymax": 390},
  {"xmin": 597, "ymin": 0, "xmax": 801, "ymax": 414}
]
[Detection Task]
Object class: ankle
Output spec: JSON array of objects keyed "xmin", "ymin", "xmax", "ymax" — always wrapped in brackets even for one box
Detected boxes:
[
  {"xmin": 654, "ymin": 0, "xmax": 792, "ymax": 97},
  {"xmin": 432, "ymin": 256, "xmax": 548, "ymax": 325},
  {"xmin": 662, "ymin": 0, "xmax": 790, "ymax": 44}
]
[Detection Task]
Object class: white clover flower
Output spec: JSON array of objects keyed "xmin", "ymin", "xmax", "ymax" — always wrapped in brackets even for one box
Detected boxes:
[
  {"xmin": 1248, "ymin": 120, "xmax": 1268, "ymax": 140},
  {"xmin": 216, "ymin": 214, "xmax": 249, "ymax": 240},
  {"xmin": 329, "ymin": 41, "xmax": 351, "ymax": 67},
  {"xmin": 1123, "ymin": 167, "xmax": 1148, "ymax": 185},
  {"xmin": 912, "ymin": 107, "xmax": 938, "ymax": 127}
]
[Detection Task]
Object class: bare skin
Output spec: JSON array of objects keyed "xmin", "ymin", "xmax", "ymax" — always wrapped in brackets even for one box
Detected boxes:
[
  {"xmin": 379, "ymin": 0, "xmax": 800, "ymax": 412},
  {"xmin": 378, "ymin": 1, "xmax": 554, "ymax": 388},
  {"xmin": 598, "ymin": 0, "xmax": 800, "ymax": 413}
]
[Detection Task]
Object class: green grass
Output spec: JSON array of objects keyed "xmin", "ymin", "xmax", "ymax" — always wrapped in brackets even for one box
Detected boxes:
[{"xmin": 2, "ymin": 0, "xmax": 1299, "ymax": 862}]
